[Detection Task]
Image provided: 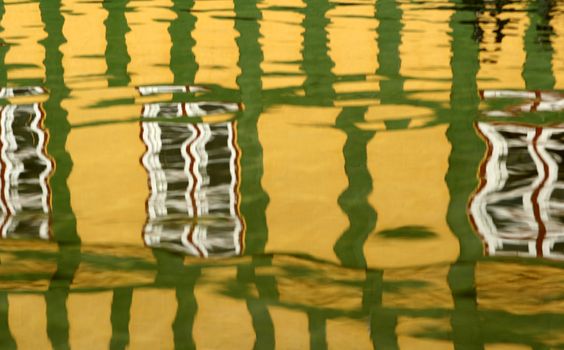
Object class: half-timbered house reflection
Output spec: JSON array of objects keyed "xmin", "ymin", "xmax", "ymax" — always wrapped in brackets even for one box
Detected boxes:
[
  {"xmin": 140, "ymin": 96, "xmax": 243, "ymax": 257},
  {"xmin": 0, "ymin": 103, "xmax": 52, "ymax": 239},
  {"xmin": 470, "ymin": 122, "xmax": 564, "ymax": 259}
]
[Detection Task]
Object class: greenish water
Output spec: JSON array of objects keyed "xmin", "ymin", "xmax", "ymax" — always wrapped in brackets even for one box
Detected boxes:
[{"xmin": 0, "ymin": 0, "xmax": 562, "ymax": 348}]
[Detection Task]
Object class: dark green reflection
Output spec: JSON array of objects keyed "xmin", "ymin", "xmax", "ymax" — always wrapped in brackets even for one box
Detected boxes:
[
  {"xmin": 302, "ymin": 0, "xmax": 336, "ymax": 105},
  {"xmin": 235, "ymin": 0, "xmax": 268, "ymax": 255},
  {"xmin": 173, "ymin": 268, "xmax": 200, "ymax": 350},
  {"xmin": 308, "ymin": 310, "xmax": 327, "ymax": 350},
  {"xmin": 39, "ymin": 0, "xmax": 79, "ymax": 245},
  {"xmin": 334, "ymin": 107, "xmax": 376, "ymax": 269},
  {"xmin": 110, "ymin": 288, "xmax": 132, "ymax": 350},
  {"xmin": 0, "ymin": 1, "xmax": 7, "ymax": 87},
  {"xmin": 169, "ymin": 0, "xmax": 197, "ymax": 86},
  {"xmin": 447, "ymin": 0, "xmax": 485, "ymax": 349},
  {"xmin": 40, "ymin": 0, "xmax": 81, "ymax": 348},
  {"xmin": 103, "ymin": 0, "xmax": 131, "ymax": 87},
  {"xmin": 523, "ymin": 0, "xmax": 555, "ymax": 90},
  {"xmin": 376, "ymin": 0, "xmax": 404, "ymax": 105},
  {"xmin": 235, "ymin": 2, "xmax": 276, "ymax": 349},
  {"xmin": 167, "ymin": 2, "xmax": 201, "ymax": 349}
]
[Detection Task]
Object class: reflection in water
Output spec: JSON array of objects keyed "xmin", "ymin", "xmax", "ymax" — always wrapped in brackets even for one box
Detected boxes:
[
  {"xmin": 0, "ymin": 103, "xmax": 52, "ymax": 239},
  {"xmin": 481, "ymin": 89, "xmax": 564, "ymax": 116},
  {"xmin": 137, "ymin": 84, "xmax": 208, "ymax": 96},
  {"xmin": 141, "ymin": 101, "xmax": 241, "ymax": 118},
  {"xmin": 0, "ymin": 86, "xmax": 46, "ymax": 99},
  {"xmin": 141, "ymin": 99, "xmax": 243, "ymax": 257},
  {"xmin": 471, "ymin": 122, "xmax": 564, "ymax": 259},
  {"xmin": 0, "ymin": 0, "xmax": 561, "ymax": 348}
]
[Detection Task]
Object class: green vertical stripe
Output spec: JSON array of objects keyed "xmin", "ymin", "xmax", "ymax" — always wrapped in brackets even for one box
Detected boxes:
[
  {"xmin": 169, "ymin": 0, "xmax": 197, "ymax": 85},
  {"xmin": 40, "ymin": 0, "xmax": 80, "ymax": 348},
  {"xmin": 308, "ymin": 310, "xmax": 327, "ymax": 350},
  {"xmin": 103, "ymin": 0, "xmax": 131, "ymax": 87},
  {"xmin": 0, "ymin": 1, "xmax": 8, "ymax": 87},
  {"xmin": 247, "ymin": 298, "xmax": 275, "ymax": 350},
  {"xmin": 446, "ymin": 2, "xmax": 484, "ymax": 263},
  {"xmin": 301, "ymin": 0, "xmax": 335, "ymax": 105},
  {"xmin": 238, "ymin": 256, "xmax": 278, "ymax": 350},
  {"xmin": 234, "ymin": 0, "xmax": 268, "ymax": 255},
  {"xmin": 39, "ymin": 0, "xmax": 79, "ymax": 245},
  {"xmin": 376, "ymin": 0, "xmax": 404, "ymax": 105},
  {"xmin": 446, "ymin": 1, "xmax": 484, "ymax": 349},
  {"xmin": 110, "ymin": 288, "xmax": 133, "ymax": 350},
  {"xmin": 522, "ymin": 0, "xmax": 555, "ymax": 90},
  {"xmin": 46, "ymin": 288, "xmax": 71, "ymax": 350},
  {"xmin": 364, "ymin": 270, "xmax": 399, "ymax": 350},
  {"xmin": 167, "ymin": 2, "xmax": 200, "ymax": 350},
  {"xmin": 334, "ymin": 107, "xmax": 376, "ymax": 269},
  {"xmin": 173, "ymin": 267, "xmax": 200, "ymax": 350}
]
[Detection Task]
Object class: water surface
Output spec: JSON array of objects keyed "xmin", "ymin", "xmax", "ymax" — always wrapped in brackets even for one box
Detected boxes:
[{"xmin": 0, "ymin": 0, "xmax": 563, "ymax": 348}]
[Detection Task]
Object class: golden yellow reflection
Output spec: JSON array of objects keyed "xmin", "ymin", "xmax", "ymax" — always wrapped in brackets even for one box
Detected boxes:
[
  {"xmin": 1, "ymin": 0, "xmax": 45, "ymax": 81},
  {"xmin": 327, "ymin": 318, "xmax": 373, "ymax": 349},
  {"xmin": 194, "ymin": 267, "xmax": 255, "ymax": 349},
  {"xmin": 125, "ymin": 0, "xmax": 175, "ymax": 86},
  {"xmin": 130, "ymin": 289, "xmax": 177, "ymax": 349},
  {"xmin": 477, "ymin": 261, "xmax": 564, "ymax": 315},
  {"xmin": 267, "ymin": 255, "xmax": 365, "ymax": 311},
  {"xmin": 0, "ymin": 0, "xmax": 562, "ymax": 348},
  {"xmin": 68, "ymin": 292, "xmax": 113, "ymax": 349},
  {"xmin": 68, "ymin": 123, "xmax": 148, "ymax": 246},
  {"xmin": 328, "ymin": 0, "xmax": 379, "ymax": 96},
  {"xmin": 259, "ymin": 0, "xmax": 305, "ymax": 90},
  {"xmin": 383, "ymin": 264, "xmax": 453, "ymax": 310},
  {"xmin": 476, "ymin": 2, "xmax": 528, "ymax": 90},
  {"xmin": 8, "ymin": 295, "xmax": 50, "ymax": 350},
  {"xmin": 260, "ymin": 106, "xmax": 347, "ymax": 263},
  {"xmin": 396, "ymin": 317, "xmax": 454, "ymax": 350},
  {"xmin": 365, "ymin": 125, "xmax": 459, "ymax": 268},
  {"xmin": 192, "ymin": 0, "xmax": 240, "ymax": 88},
  {"xmin": 554, "ymin": 1, "xmax": 564, "ymax": 89},
  {"xmin": 269, "ymin": 306, "xmax": 309, "ymax": 349},
  {"xmin": 400, "ymin": 0, "xmax": 452, "ymax": 102}
]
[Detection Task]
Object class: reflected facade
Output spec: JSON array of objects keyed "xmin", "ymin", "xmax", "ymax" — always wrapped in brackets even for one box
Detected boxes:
[
  {"xmin": 0, "ymin": 102, "xmax": 52, "ymax": 240},
  {"xmin": 140, "ymin": 89, "xmax": 244, "ymax": 257},
  {"xmin": 471, "ymin": 122, "xmax": 564, "ymax": 259}
]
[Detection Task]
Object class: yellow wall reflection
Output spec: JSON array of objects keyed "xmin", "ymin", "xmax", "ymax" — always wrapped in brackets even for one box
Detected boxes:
[
  {"xmin": 269, "ymin": 306, "xmax": 309, "ymax": 349},
  {"xmin": 130, "ymin": 289, "xmax": 177, "ymax": 349},
  {"xmin": 68, "ymin": 123, "xmax": 148, "ymax": 245},
  {"xmin": 259, "ymin": 0, "xmax": 305, "ymax": 90},
  {"xmin": 260, "ymin": 106, "xmax": 347, "ymax": 263},
  {"xmin": 125, "ymin": 0, "xmax": 174, "ymax": 86},
  {"xmin": 476, "ymin": 2, "xmax": 528, "ymax": 90},
  {"xmin": 328, "ymin": 0, "xmax": 379, "ymax": 97},
  {"xmin": 192, "ymin": 0, "xmax": 240, "ymax": 88},
  {"xmin": 68, "ymin": 292, "xmax": 113, "ymax": 349},
  {"xmin": 400, "ymin": 0, "xmax": 452, "ymax": 103},
  {"xmin": 1, "ymin": 0, "xmax": 45, "ymax": 81},
  {"xmin": 365, "ymin": 125, "xmax": 459, "ymax": 268},
  {"xmin": 553, "ymin": 1, "xmax": 564, "ymax": 90},
  {"xmin": 8, "ymin": 295, "xmax": 50, "ymax": 349},
  {"xmin": 193, "ymin": 267, "xmax": 255, "ymax": 349}
]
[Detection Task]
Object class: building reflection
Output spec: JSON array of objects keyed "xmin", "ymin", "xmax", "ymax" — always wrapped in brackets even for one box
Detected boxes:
[
  {"xmin": 140, "ymin": 86, "xmax": 243, "ymax": 257},
  {"xmin": 470, "ymin": 122, "xmax": 564, "ymax": 259},
  {"xmin": 0, "ymin": 101, "xmax": 52, "ymax": 240},
  {"xmin": 481, "ymin": 89, "xmax": 564, "ymax": 116}
]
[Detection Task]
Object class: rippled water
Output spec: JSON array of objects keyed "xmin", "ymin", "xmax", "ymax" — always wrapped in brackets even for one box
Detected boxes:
[{"xmin": 0, "ymin": 0, "xmax": 563, "ymax": 348}]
